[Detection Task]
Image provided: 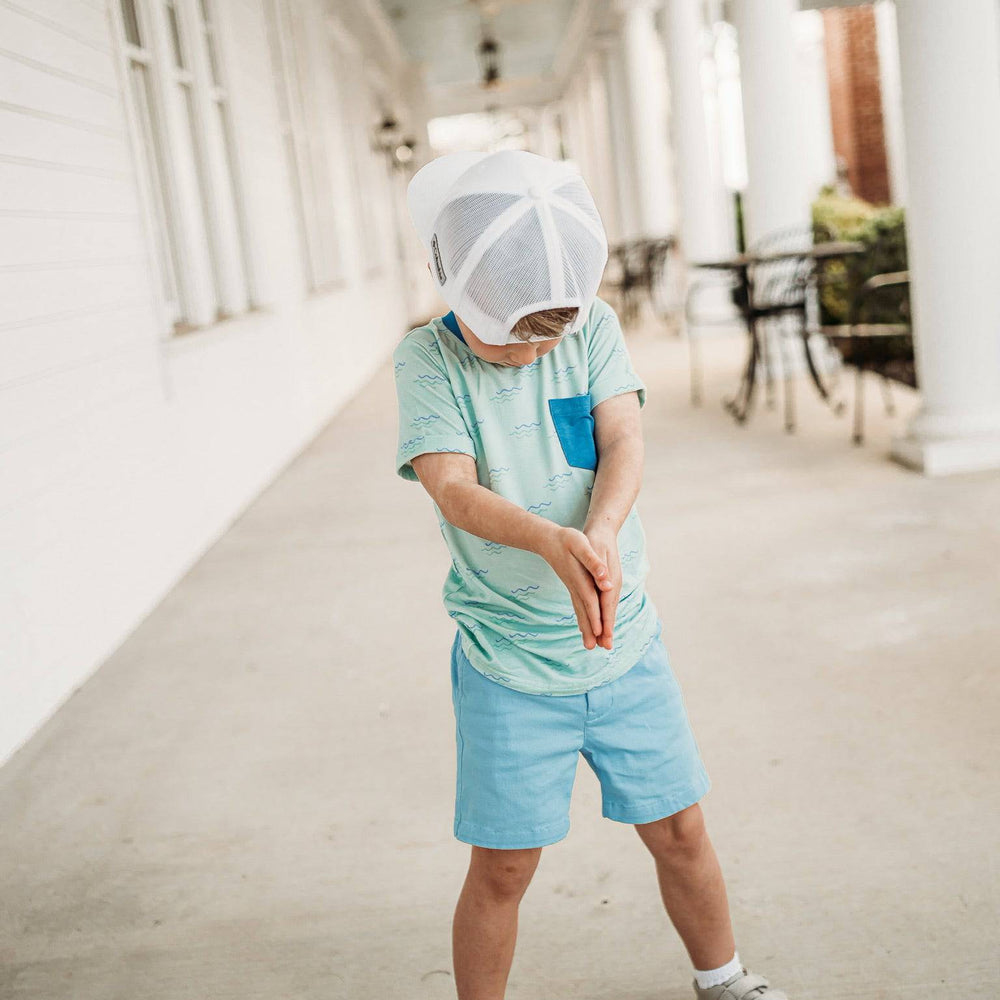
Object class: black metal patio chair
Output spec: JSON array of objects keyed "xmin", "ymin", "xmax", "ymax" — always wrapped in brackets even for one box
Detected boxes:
[
  {"xmin": 606, "ymin": 236, "xmax": 677, "ymax": 328},
  {"xmin": 740, "ymin": 221, "xmax": 839, "ymax": 431},
  {"xmin": 821, "ymin": 270, "xmax": 914, "ymax": 444}
]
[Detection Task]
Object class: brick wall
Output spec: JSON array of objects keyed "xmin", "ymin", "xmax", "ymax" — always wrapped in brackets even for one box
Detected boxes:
[{"xmin": 822, "ymin": 6, "xmax": 892, "ymax": 205}]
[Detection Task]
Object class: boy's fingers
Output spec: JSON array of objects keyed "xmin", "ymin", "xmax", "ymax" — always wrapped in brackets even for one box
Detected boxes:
[
  {"xmin": 570, "ymin": 593, "xmax": 597, "ymax": 648},
  {"xmin": 599, "ymin": 586, "xmax": 619, "ymax": 647},
  {"xmin": 575, "ymin": 574, "xmax": 603, "ymax": 639},
  {"xmin": 568, "ymin": 569, "xmax": 603, "ymax": 645},
  {"xmin": 573, "ymin": 537, "xmax": 611, "ymax": 588}
]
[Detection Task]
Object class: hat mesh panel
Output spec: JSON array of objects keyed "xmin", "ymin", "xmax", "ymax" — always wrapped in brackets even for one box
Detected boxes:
[
  {"xmin": 551, "ymin": 205, "xmax": 605, "ymax": 304},
  {"xmin": 560, "ymin": 241, "xmax": 579, "ymax": 297},
  {"xmin": 436, "ymin": 192, "xmax": 522, "ymax": 278},
  {"xmin": 464, "ymin": 206, "xmax": 553, "ymax": 326},
  {"xmin": 553, "ymin": 179, "xmax": 603, "ymax": 227}
]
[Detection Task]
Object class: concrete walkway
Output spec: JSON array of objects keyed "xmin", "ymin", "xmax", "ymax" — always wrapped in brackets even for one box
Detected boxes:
[{"xmin": 2, "ymin": 320, "xmax": 998, "ymax": 1000}]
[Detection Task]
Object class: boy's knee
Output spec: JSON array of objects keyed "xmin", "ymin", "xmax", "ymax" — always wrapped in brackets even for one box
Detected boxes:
[
  {"xmin": 468, "ymin": 845, "xmax": 542, "ymax": 900},
  {"xmin": 634, "ymin": 801, "xmax": 707, "ymax": 861}
]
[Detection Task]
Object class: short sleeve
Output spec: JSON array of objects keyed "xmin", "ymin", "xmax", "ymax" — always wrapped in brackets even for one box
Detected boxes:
[
  {"xmin": 586, "ymin": 304, "xmax": 647, "ymax": 409},
  {"xmin": 392, "ymin": 333, "xmax": 478, "ymax": 482}
]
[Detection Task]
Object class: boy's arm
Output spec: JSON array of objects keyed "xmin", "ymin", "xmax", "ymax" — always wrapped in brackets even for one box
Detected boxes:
[
  {"xmin": 583, "ymin": 390, "xmax": 644, "ymax": 649},
  {"xmin": 584, "ymin": 391, "xmax": 644, "ymax": 536},
  {"xmin": 410, "ymin": 451, "xmax": 614, "ymax": 649}
]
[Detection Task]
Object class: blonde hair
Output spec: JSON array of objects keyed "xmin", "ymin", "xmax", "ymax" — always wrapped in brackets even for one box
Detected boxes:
[{"xmin": 508, "ymin": 306, "xmax": 579, "ymax": 342}]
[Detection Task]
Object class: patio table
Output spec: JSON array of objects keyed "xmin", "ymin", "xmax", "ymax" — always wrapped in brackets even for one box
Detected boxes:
[{"xmin": 693, "ymin": 241, "xmax": 867, "ymax": 424}]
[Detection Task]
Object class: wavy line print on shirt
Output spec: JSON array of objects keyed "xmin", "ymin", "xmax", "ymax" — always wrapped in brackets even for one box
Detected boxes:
[
  {"xmin": 509, "ymin": 421, "xmax": 542, "ymax": 438},
  {"xmin": 457, "ymin": 354, "xmax": 478, "ymax": 370},
  {"xmin": 415, "ymin": 372, "xmax": 447, "ymax": 385},
  {"xmin": 493, "ymin": 610, "xmax": 529, "ymax": 623},
  {"xmin": 411, "ymin": 413, "xmax": 441, "ymax": 427},
  {"xmin": 513, "ymin": 359, "xmax": 543, "ymax": 377},
  {"xmin": 457, "ymin": 565, "xmax": 489, "ymax": 578},
  {"xmin": 491, "ymin": 630, "xmax": 618, "ymax": 666},
  {"xmin": 586, "ymin": 627, "xmax": 657, "ymax": 682},
  {"xmin": 620, "ymin": 548, "xmax": 640, "ymax": 564},
  {"xmin": 490, "ymin": 385, "xmax": 523, "ymax": 403},
  {"xmin": 462, "ymin": 601, "xmax": 528, "ymax": 625},
  {"xmin": 544, "ymin": 472, "xmax": 574, "ymax": 491},
  {"xmin": 402, "ymin": 435, "xmax": 472, "ymax": 457},
  {"xmin": 510, "ymin": 584, "xmax": 541, "ymax": 597},
  {"xmin": 526, "ymin": 500, "xmax": 552, "ymax": 514},
  {"xmin": 393, "ymin": 359, "xmax": 406, "ymax": 374},
  {"xmin": 551, "ymin": 364, "xmax": 577, "ymax": 383},
  {"xmin": 460, "ymin": 600, "xmax": 527, "ymax": 621},
  {"xmin": 482, "ymin": 540, "xmax": 507, "ymax": 553}
]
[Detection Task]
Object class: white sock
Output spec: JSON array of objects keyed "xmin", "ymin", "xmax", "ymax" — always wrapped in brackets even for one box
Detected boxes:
[{"xmin": 694, "ymin": 950, "xmax": 742, "ymax": 989}]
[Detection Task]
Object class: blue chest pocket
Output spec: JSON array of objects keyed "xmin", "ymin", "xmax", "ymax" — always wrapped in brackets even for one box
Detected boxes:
[{"xmin": 548, "ymin": 393, "xmax": 597, "ymax": 471}]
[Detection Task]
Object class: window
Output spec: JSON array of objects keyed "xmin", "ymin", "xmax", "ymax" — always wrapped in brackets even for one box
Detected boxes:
[
  {"xmin": 117, "ymin": 0, "xmax": 254, "ymax": 333},
  {"xmin": 264, "ymin": 0, "xmax": 346, "ymax": 292}
]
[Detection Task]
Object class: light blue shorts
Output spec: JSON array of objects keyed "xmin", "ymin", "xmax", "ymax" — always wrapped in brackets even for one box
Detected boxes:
[{"xmin": 450, "ymin": 619, "xmax": 712, "ymax": 850}]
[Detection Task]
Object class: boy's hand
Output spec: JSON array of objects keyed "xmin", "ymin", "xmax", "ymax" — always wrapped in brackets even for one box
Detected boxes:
[
  {"xmin": 582, "ymin": 525, "xmax": 622, "ymax": 650},
  {"xmin": 536, "ymin": 525, "xmax": 614, "ymax": 650}
]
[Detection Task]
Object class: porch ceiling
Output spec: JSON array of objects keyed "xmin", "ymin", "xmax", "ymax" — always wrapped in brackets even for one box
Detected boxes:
[{"xmin": 377, "ymin": 0, "xmax": 585, "ymax": 114}]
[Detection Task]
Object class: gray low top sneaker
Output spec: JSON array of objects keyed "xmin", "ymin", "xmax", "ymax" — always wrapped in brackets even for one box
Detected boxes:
[{"xmin": 692, "ymin": 966, "xmax": 789, "ymax": 1000}]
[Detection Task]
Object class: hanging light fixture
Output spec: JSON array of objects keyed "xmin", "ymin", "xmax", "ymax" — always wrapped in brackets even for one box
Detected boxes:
[
  {"xmin": 374, "ymin": 113, "xmax": 402, "ymax": 155},
  {"xmin": 372, "ymin": 113, "xmax": 418, "ymax": 171},
  {"xmin": 477, "ymin": 27, "xmax": 501, "ymax": 88},
  {"xmin": 394, "ymin": 137, "xmax": 417, "ymax": 168}
]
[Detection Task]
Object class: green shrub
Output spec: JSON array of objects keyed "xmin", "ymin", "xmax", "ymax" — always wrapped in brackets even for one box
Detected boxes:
[{"xmin": 811, "ymin": 187, "xmax": 908, "ymax": 325}]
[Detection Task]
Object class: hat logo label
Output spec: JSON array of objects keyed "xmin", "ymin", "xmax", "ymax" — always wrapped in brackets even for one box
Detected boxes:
[{"xmin": 431, "ymin": 233, "xmax": 446, "ymax": 284}]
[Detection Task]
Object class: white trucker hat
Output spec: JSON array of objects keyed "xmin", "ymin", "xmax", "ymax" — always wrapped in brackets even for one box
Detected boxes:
[{"xmin": 406, "ymin": 149, "xmax": 609, "ymax": 346}]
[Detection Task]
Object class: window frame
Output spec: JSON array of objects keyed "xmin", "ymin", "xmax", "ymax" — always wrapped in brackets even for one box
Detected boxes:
[
  {"xmin": 264, "ymin": 0, "xmax": 348, "ymax": 294},
  {"xmin": 113, "ymin": 0, "xmax": 255, "ymax": 335}
]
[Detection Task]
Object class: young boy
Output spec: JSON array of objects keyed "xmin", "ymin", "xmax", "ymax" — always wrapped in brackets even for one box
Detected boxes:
[{"xmin": 393, "ymin": 150, "xmax": 789, "ymax": 1000}]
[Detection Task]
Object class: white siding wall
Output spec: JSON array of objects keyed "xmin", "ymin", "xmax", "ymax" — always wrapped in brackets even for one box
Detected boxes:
[{"xmin": 0, "ymin": 0, "xmax": 424, "ymax": 765}]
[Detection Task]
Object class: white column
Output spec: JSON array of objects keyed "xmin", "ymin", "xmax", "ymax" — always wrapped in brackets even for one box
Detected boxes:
[
  {"xmin": 873, "ymin": 0, "xmax": 907, "ymax": 206},
  {"xmin": 535, "ymin": 105, "xmax": 563, "ymax": 162},
  {"xmin": 794, "ymin": 10, "xmax": 837, "ymax": 199},
  {"xmin": 575, "ymin": 59, "xmax": 605, "ymax": 207},
  {"xmin": 730, "ymin": 0, "xmax": 812, "ymax": 245},
  {"xmin": 616, "ymin": 0, "xmax": 676, "ymax": 237},
  {"xmin": 560, "ymin": 79, "xmax": 589, "ymax": 175},
  {"xmin": 889, "ymin": 0, "xmax": 1000, "ymax": 476},
  {"xmin": 583, "ymin": 49, "xmax": 623, "ymax": 244},
  {"xmin": 596, "ymin": 31, "xmax": 641, "ymax": 241},
  {"xmin": 662, "ymin": 0, "xmax": 733, "ymax": 263}
]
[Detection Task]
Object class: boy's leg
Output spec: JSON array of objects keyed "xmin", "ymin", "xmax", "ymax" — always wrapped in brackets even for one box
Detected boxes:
[
  {"xmin": 453, "ymin": 845, "xmax": 543, "ymax": 1000},
  {"xmin": 633, "ymin": 802, "xmax": 737, "ymax": 970},
  {"xmin": 579, "ymin": 624, "xmax": 734, "ymax": 971},
  {"xmin": 448, "ymin": 633, "xmax": 583, "ymax": 996}
]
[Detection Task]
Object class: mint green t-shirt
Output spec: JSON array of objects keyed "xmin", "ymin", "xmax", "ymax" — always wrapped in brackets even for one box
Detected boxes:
[{"xmin": 392, "ymin": 295, "xmax": 661, "ymax": 696}]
